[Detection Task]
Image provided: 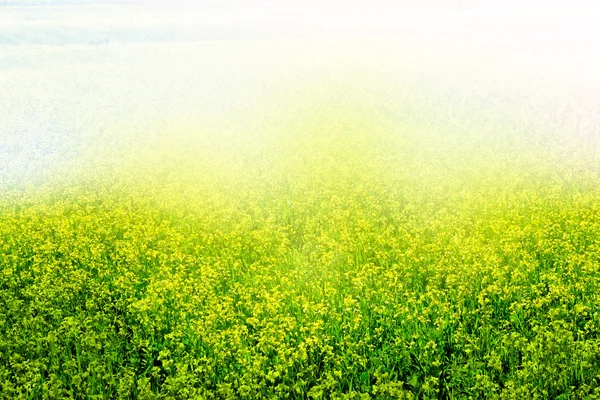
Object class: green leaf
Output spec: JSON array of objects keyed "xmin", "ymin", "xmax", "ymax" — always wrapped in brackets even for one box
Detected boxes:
[{"xmin": 359, "ymin": 372, "xmax": 370, "ymax": 383}]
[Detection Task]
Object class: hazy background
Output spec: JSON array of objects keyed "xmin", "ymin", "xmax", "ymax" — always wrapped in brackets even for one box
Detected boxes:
[{"xmin": 1, "ymin": 0, "xmax": 599, "ymax": 186}]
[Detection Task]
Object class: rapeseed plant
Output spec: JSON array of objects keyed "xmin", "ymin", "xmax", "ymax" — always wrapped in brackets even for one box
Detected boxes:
[{"xmin": 1, "ymin": 107, "xmax": 600, "ymax": 398}]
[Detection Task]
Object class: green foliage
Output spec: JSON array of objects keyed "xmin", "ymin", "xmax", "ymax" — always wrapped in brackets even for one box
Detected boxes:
[{"xmin": 1, "ymin": 118, "xmax": 600, "ymax": 398}]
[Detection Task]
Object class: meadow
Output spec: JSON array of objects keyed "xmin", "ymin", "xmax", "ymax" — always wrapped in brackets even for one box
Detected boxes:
[{"xmin": 1, "ymin": 94, "xmax": 600, "ymax": 399}]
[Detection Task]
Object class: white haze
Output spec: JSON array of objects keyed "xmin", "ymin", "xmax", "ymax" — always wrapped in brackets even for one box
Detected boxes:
[{"xmin": 1, "ymin": 1, "xmax": 599, "ymax": 185}]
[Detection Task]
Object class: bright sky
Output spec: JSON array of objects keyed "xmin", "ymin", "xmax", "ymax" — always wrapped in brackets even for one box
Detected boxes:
[{"xmin": 1, "ymin": 0, "xmax": 600, "ymax": 185}]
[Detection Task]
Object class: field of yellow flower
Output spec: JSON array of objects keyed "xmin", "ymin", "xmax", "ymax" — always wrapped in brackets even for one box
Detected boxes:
[{"xmin": 2, "ymin": 103, "xmax": 600, "ymax": 399}]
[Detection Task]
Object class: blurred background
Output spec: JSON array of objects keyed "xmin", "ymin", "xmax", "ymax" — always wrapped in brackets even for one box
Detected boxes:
[{"xmin": 1, "ymin": 0, "xmax": 599, "ymax": 186}]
